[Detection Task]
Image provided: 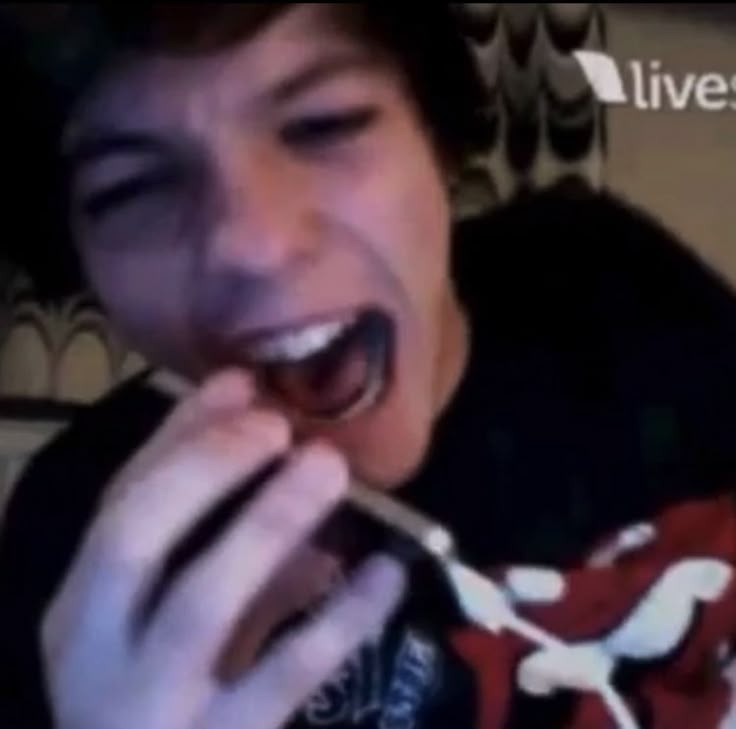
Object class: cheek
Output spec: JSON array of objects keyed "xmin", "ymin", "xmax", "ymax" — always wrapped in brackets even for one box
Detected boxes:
[
  {"xmin": 81, "ymin": 247, "xmax": 193, "ymax": 360},
  {"xmin": 339, "ymin": 128, "xmax": 451, "ymax": 315}
]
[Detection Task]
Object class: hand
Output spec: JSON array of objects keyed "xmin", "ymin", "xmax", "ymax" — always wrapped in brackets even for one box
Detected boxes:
[{"xmin": 41, "ymin": 370, "xmax": 406, "ymax": 729}]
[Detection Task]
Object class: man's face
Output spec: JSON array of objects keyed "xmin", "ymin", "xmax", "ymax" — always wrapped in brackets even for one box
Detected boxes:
[{"xmin": 64, "ymin": 5, "xmax": 464, "ymax": 487}]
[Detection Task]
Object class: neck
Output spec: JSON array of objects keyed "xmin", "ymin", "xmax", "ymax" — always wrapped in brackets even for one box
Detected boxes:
[{"xmin": 433, "ymin": 288, "xmax": 470, "ymax": 417}]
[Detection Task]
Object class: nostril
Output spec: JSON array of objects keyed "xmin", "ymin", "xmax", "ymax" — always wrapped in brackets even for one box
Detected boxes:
[{"xmin": 189, "ymin": 269, "xmax": 264, "ymax": 340}]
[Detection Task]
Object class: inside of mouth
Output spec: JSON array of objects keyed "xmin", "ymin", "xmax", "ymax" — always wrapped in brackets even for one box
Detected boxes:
[{"xmin": 260, "ymin": 309, "xmax": 394, "ymax": 421}]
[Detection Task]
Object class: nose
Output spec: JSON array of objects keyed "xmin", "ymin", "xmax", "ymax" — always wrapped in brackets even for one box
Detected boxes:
[{"xmin": 205, "ymin": 142, "xmax": 319, "ymax": 275}]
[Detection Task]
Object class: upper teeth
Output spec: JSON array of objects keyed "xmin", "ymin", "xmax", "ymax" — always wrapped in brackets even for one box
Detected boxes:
[{"xmin": 246, "ymin": 316, "xmax": 355, "ymax": 364}]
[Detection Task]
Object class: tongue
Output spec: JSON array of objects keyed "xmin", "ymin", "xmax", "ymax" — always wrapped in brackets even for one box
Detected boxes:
[{"xmin": 264, "ymin": 321, "xmax": 374, "ymax": 418}]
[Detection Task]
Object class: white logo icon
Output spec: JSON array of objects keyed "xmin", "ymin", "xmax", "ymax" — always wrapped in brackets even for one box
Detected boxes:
[
  {"xmin": 573, "ymin": 50, "xmax": 736, "ymax": 111},
  {"xmin": 573, "ymin": 50, "xmax": 628, "ymax": 104}
]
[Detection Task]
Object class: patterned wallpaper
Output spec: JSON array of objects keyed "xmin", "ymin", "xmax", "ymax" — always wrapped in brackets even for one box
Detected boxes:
[
  {"xmin": 0, "ymin": 3, "xmax": 607, "ymax": 405},
  {"xmin": 452, "ymin": 3, "xmax": 605, "ymax": 216},
  {"xmin": 0, "ymin": 273, "xmax": 146, "ymax": 403}
]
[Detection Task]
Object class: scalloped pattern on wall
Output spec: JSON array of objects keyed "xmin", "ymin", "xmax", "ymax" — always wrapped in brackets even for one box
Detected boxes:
[
  {"xmin": 452, "ymin": 3, "xmax": 606, "ymax": 218},
  {"xmin": 0, "ymin": 274, "xmax": 146, "ymax": 403}
]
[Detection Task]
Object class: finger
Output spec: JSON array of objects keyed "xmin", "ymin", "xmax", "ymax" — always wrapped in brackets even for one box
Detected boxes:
[
  {"xmin": 157, "ymin": 367, "xmax": 255, "ymax": 431},
  {"xmin": 57, "ymin": 406, "xmax": 291, "ymax": 635},
  {"xmin": 201, "ymin": 555, "xmax": 406, "ymax": 729},
  {"xmin": 106, "ymin": 369, "xmax": 256, "ymax": 500},
  {"xmin": 139, "ymin": 442, "xmax": 348, "ymax": 674},
  {"xmin": 43, "ymin": 370, "xmax": 255, "ymax": 665}
]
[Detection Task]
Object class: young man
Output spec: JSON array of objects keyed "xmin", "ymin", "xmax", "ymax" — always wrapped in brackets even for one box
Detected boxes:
[{"xmin": 3, "ymin": 4, "xmax": 736, "ymax": 728}]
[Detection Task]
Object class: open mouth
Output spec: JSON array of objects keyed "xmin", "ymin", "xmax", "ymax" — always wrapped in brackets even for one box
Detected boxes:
[{"xmin": 240, "ymin": 308, "xmax": 394, "ymax": 421}]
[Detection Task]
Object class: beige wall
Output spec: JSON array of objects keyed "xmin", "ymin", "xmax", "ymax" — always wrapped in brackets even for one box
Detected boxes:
[{"xmin": 604, "ymin": 4, "xmax": 736, "ymax": 286}]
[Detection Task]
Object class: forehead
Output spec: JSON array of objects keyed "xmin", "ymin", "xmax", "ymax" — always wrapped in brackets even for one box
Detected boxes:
[{"xmin": 64, "ymin": 4, "xmax": 382, "ymax": 142}]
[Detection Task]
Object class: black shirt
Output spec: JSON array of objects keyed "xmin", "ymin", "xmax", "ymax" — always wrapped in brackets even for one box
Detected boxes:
[{"xmin": 3, "ymin": 183, "xmax": 736, "ymax": 728}]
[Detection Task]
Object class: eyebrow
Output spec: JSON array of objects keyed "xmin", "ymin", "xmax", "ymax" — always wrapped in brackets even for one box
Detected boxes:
[
  {"xmin": 63, "ymin": 52, "xmax": 377, "ymax": 172},
  {"xmin": 265, "ymin": 51, "xmax": 378, "ymax": 105}
]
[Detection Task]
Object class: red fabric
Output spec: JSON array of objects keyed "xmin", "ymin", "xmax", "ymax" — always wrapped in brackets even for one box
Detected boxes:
[{"xmin": 450, "ymin": 495, "xmax": 736, "ymax": 728}]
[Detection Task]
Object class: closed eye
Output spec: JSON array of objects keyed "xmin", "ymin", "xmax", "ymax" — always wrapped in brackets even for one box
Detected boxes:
[
  {"xmin": 280, "ymin": 107, "xmax": 379, "ymax": 150},
  {"xmin": 80, "ymin": 167, "xmax": 183, "ymax": 220}
]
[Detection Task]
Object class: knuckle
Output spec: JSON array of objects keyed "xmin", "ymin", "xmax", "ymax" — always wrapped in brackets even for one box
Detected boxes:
[{"xmin": 87, "ymin": 514, "xmax": 148, "ymax": 577}]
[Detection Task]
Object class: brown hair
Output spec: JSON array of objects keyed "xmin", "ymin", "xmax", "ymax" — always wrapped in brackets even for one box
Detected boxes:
[{"xmin": 78, "ymin": 4, "xmax": 491, "ymax": 165}]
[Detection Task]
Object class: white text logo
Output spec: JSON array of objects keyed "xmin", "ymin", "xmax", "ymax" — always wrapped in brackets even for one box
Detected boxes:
[{"xmin": 573, "ymin": 50, "xmax": 736, "ymax": 111}]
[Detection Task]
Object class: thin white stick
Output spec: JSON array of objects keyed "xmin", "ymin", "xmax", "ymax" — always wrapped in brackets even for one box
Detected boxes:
[{"xmin": 147, "ymin": 368, "xmax": 195, "ymax": 398}]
